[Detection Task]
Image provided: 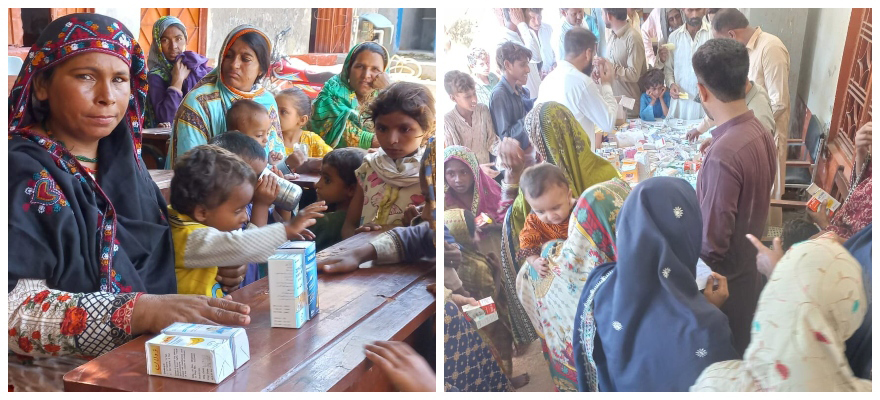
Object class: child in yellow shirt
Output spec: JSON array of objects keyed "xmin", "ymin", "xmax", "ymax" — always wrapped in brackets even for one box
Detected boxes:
[
  {"xmin": 276, "ymin": 87, "xmax": 331, "ymax": 174},
  {"xmin": 169, "ymin": 145, "xmax": 326, "ymax": 297}
]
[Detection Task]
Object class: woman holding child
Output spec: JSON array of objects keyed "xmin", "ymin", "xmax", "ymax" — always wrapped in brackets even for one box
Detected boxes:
[
  {"xmin": 311, "ymin": 41, "xmax": 390, "ymax": 149},
  {"xmin": 496, "ymin": 102, "xmax": 620, "ymax": 352},
  {"xmin": 168, "ymin": 24, "xmax": 285, "ymax": 167},
  {"xmin": 7, "ymin": 14, "xmax": 250, "ymax": 391}
]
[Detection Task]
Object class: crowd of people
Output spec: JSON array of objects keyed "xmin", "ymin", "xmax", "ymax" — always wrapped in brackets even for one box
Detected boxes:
[
  {"xmin": 7, "ymin": 13, "xmax": 438, "ymax": 391},
  {"xmin": 443, "ymin": 8, "xmax": 872, "ymax": 392}
]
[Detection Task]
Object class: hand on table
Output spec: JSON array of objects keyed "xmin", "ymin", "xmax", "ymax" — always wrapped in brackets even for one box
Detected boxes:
[
  {"xmin": 216, "ymin": 264, "xmax": 248, "ymax": 293},
  {"xmin": 746, "ymin": 234, "xmax": 784, "ymax": 278},
  {"xmin": 364, "ymin": 341, "xmax": 436, "ymax": 392},
  {"xmin": 131, "ymin": 294, "xmax": 251, "ymax": 335},
  {"xmin": 283, "ymin": 173, "xmax": 301, "ymax": 181},
  {"xmin": 702, "ymin": 272, "xmax": 729, "ymax": 308},
  {"xmin": 285, "ymin": 149, "xmax": 308, "ymax": 171}
]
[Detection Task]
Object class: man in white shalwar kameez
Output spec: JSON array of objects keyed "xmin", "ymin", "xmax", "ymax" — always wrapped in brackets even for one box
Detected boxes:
[{"xmin": 658, "ymin": 8, "xmax": 712, "ymax": 119}]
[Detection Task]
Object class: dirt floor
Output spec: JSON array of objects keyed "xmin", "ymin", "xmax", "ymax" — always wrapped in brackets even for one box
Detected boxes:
[{"xmin": 511, "ymin": 339, "xmax": 555, "ymax": 392}]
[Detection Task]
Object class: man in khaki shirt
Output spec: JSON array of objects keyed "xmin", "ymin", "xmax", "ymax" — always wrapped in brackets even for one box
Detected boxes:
[
  {"xmin": 712, "ymin": 8, "xmax": 791, "ymax": 226},
  {"xmin": 603, "ymin": 8, "xmax": 647, "ymax": 118}
]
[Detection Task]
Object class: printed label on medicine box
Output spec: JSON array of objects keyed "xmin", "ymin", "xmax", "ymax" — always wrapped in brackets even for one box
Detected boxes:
[
  {"xmin": 806, "ymin": 183, "xmax": 841, "ymax": 218},
  {"xmin": 146, "ymin": 334, "xmax": 234, "ymax": 384},
  {"xmin": 277, "ymin": 241, "xmax": 319, "ymax": 319},
  {"xmin": 461, "ymin": 297, "xmax": 499, "ymax": 329},
  {"xmin": 161, "ymin": 323, "xmax": 250, "ymax": 369},
  {"xmin": 268, "ymin": 254, "xmax": 308, "ymax": 328}
]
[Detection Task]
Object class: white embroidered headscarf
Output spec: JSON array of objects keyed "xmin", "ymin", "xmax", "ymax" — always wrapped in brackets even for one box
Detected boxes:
[{"xmin": 691, "ymin": 237, "xmax": 872, "ymax": 392}]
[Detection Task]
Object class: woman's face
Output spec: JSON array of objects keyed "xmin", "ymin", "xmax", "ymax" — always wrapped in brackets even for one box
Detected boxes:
[
  {"xmin": 222, "ymin": 38, "xmax": 262, "ymax": 92},
  {"xmin": 445, "ymin": 158, "xmax": 474, "ymax": 195},
  {"xmin": 160, "ymin": 25, "xmax": 186, "ymax": 62},
  {"xmin": 347, "ymin": 50, "xmax": 384, "ymax": 98},
  {"xmin": 374, "ymin": 111, "xmax": 424, "ymax": 160},
  {"xmin": 34, "ymin": 52, "xmax": 131, "ymax": 141}
]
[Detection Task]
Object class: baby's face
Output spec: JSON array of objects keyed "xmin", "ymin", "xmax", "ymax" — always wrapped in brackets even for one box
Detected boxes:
[
  {"xmin": 241, "ymin": 112, "xmax": 272, "ymax": 147},
  {"xmin": 526, "ymin": 183, "xmax": 573, "ymax": 225}
]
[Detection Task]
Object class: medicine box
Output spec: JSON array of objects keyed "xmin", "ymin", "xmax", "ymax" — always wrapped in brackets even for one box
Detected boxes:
[
  {"xmin": 806, "ymin": 183, "xmax": 841, "ymax": 218},
  {"xmin": 161, "ymin": 323, "xmax": 250, "ymax": 369},
  {"xmin": 268, "ymin": 253, "xmax": 308, "ymax": 328},
  {"xmin": 277, "ymin": 241, "xmax": 319, "ymax": 319},
  {"xmin": 146, "ymin": 334, "xmax": 234, "ymax": 384},
  {"xmin": 462, "ymin": 297, "xmax": 500, "ymax": 329}
]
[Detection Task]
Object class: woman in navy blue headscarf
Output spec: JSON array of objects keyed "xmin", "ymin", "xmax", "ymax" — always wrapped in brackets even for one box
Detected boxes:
[
  {"xmin": 572, "ymin": 177, "xmax": 739, "ymax": 391},
  {"xmin": 844, "ymin": 223, "xmax": 871, "ymax": 380}
]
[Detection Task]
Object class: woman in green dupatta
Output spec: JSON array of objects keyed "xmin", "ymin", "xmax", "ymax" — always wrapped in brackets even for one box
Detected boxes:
[
  {"xmin": 445, "ymin": 209, "xmax": 529, "ymax": 389},
  {"xmin": 311, "ymin": 41, "xmax": 390, "ymax": 149},
  {"xmin": 167, "ymin": 25, "xmax": 285, "ymax": 167},
  {"xmin": 497, "ymin": 101, "xmax": 620, "ymax": 350}
]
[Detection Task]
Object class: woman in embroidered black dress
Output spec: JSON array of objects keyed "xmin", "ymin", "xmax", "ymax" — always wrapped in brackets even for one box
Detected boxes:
[{"xmin": 7, "ymin": 14, "xmax": 250, "ymax": 391}]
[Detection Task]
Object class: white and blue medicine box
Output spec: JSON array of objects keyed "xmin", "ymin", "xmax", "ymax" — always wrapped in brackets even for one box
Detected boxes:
[
  {"xmin": 268, "ymin": 253, "xmax": 308, "ymax": 328},
  {"xmin": 277, "ymin": 241, "xmax": 319, "ymax": 319},
  {"xmin": 161, "ymin": 322, "xmax": 250, "ymax": 369}
]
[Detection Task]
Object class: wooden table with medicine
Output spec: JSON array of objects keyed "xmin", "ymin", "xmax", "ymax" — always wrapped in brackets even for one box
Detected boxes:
[
  {"xmin": 62, "ymin": 231, "xmax": 436, "ymax": 392},
  {"xmin": 598, "ymin": 118, "xmax": 708, "ymax": 188}
]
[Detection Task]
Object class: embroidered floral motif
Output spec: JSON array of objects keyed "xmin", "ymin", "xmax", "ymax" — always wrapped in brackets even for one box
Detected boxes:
[
  {"xmin": 696, "ymin": 348, "xmax": 708, "ymax": 358},
  {"xmin": 662, "ymin": 268, "xmax": 671, "ymax": 278},
  {"xmin": 612, "ymin": 321, "xmax": 623, "ymax": 331},
  {"xmin": 673, "ymin": 206, "xmax": 684, "ymax": 219}
]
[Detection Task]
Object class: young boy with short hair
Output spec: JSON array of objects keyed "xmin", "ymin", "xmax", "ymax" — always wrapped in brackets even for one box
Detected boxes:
[
  {"xmin": 443, "ymin": 70, "xmax": 500, "ymax": 165},
  {"xmin": 489, "ymin": 41, "xmax": 535, "ymax": 151}
]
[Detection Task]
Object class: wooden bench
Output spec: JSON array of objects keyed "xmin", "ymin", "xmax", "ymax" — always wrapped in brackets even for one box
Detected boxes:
[{"xmin": 63, "ymin": 231, "xmax": 436, "ymax": 392}]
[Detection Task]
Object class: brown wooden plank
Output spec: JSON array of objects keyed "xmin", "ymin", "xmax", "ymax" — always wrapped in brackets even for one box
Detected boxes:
[
  {"xmin": 785, "ymin": 160, "xmax": 812, "ymax": 167},
  {"xmin": 148, "ymin": 169, "xmax": 173, "ymax": 203},
  {"xmin": 770, "ymin": 199, "xmax": 807, "ymax": 208},
  {"xmin": 63, "ymin": 231, "xmax": 436, "ymax": 392},
  {"xmin": 9, "ymin": 8, "xmax": 24, "ymax": 46}
]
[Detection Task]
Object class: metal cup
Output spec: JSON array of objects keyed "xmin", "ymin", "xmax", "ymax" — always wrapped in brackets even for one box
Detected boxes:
[{"xmin": 260, "ymin": 167, "xmax": 302, "ymax": 212}]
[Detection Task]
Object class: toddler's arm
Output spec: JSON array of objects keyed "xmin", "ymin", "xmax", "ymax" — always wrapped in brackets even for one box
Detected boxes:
[{"xmin": 180, "ymin": 224, "xmax": 288, "ymax": 268}]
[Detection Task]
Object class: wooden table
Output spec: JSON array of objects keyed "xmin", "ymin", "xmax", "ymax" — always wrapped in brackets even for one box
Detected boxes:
[
  {"xmin": 142, "ymin": 127, "xmax": 172, "ymax": 169},
  {"xmin": 63, "ymin": 232, "xmax": 436, "ymax": 392},
  {"xmin": 290, "ymin": 172, "xmax": 320, "ymax": 189},
  {"xmin": 148, "ymin": 169, "xmax": 173, "ymax": 204}
]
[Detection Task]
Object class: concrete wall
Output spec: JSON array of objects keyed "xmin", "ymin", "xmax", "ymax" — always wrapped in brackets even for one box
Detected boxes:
[
  {"xmin": 740, "ymin": 8, "xmax": 809, "ymax": 136},
  {"xmin": 206, "ymin": 8, "xmax": 311, "ymax": 58},
  {"xmin": 797, "ymin": 8, "xmax": 851, "ymax": 131},
  {"xmin": 95, "ymin": 8, "xmax": 141, "ymax": 39},
  {"xmin": 399, "ymin": 8, "xmax": 436, "ymax": 51}
]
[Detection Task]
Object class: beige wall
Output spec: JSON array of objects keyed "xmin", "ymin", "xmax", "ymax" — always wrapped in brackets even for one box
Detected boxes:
[
  {"xmin": 798, "ymin": 8, "xmax": 851, "ymax": 130},
  {"xmin": 206, "ymin": 8, "xmax": 311, "ymax": 58}
]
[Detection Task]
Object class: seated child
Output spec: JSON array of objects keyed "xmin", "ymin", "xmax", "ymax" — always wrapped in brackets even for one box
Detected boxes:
[
  {"xmin": 226, "ymin": 99, "xmax": 281, "ymax": 163},
  {"xmin": 517, "ymin": 164, "xmax": 576, "ymax": 277},
  {"xmin": 343, "ymin": 81, "xmax": 434, "ymax": 237},
  {"xmin": 321, "ymin": 138, "xmax": 437, "ymax": 274},
  {"xmin": 276, "ymin": 87, "xmax": 332, "ymax": 174},
  {"xmin": 782, "ymin": 217, "xmax": 821, "ymax": 252},
  {"xmin": 169, "ymin": 145, "xmax": 326, "ymax": 296},
  {"xmin": 312, "ymin": 147, "xmax": 367, "ymax": 251},
  {"xmin": 638, "ymin": 68, "xmax": 671, "ymax": 121},
  {"xmin": 443, "ymin": 70, "xmax": 499, "ymax": 165}
]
